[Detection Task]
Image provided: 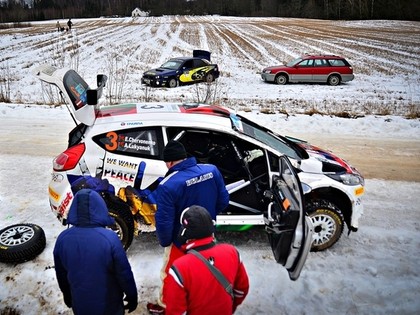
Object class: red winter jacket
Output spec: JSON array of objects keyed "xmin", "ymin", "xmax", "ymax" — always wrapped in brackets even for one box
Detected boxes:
[{"xmin": 163, "ymin": 236, "xmax": 249, "ymax": 315}]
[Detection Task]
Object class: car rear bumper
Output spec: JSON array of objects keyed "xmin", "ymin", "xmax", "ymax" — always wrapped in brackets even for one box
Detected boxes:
[{"xmin": 341, "ymin": 74, "xmax": 355, "ymax": 82}]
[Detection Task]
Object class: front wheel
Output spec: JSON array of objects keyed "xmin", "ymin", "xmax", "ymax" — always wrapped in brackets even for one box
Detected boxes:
[
  {"xmin": 275, "ymin": 74, "xmax": 288, "ymax": 85},
  {"xmin": 167, "ymin": 77, "xmax": 179, "ymax": 88},
  {"xmin": 306, "ymin": 200, "xmax": 344, "ymax": 251},
  {"xmin": 0, "ymin": 223, "xmax": 46, "ymax": 264}
]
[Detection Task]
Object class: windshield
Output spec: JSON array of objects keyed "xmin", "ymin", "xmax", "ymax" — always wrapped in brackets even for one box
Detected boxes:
[
  {"xmin": 286, "ymin": 57, "xmax": 302, "ymax": 67},
  {"xmin": 232, "ymin": 114, "xmax": 304, "ymax": 160},
  {"xmin": 160, "ymin": 60, "xmax": 183, "ymax": 70}
]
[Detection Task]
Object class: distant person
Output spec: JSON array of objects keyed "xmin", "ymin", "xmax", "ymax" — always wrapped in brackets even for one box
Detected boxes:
[
  {"xmin": 147, "ymin": 140, "xmax": 229, "ymax": 314},
  {"xmin": 67, "ymin": 18, "xmax": 73, "ymax": 31},
  {"xmin": 164, "ymin": 205, "xmax": 249, "ymax": 314},
  {"xmin": 53, "ymin": 189, "xmax": 138, "ymax": 314},
  {"xmin": 56, "ymin": 21, "xmax": 61, "ymax": 32}
]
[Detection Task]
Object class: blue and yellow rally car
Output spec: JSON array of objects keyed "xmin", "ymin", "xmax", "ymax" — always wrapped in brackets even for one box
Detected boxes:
[{"xmin": 141, "ymin": 50, "xmax": 220, "ymax": 88}]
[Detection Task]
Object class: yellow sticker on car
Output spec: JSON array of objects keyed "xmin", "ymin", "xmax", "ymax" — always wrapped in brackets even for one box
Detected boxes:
[{"xmin": 179, "ymin": 66, "xmax": 211, "ymax": 82}]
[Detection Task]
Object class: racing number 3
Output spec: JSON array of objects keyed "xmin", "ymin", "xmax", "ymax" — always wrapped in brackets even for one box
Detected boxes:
[{"xmin": 105, "ymin": 131, "xmax": 118, "ymax": 151}]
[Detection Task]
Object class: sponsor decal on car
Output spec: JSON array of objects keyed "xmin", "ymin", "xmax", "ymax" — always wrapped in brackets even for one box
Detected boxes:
[{"xmin": 49, "ymin": 186, "xmax": 60, "ymax": 202}]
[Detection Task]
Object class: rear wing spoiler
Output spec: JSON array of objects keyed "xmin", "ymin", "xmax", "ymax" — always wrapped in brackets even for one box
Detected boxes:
[{"xmin": 193, "ymin": 49, "xmax": 211, "ymax": 62}]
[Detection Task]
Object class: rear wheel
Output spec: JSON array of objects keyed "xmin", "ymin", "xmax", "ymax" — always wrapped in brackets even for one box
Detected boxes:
[
  {"xmin": 306, "ymin": 200, "xmax": 344, "ymax": 251},
  {"xmin": 168, "ymin": 78, "xmax": 179, "ymax": 88},
  {"xmin": 328, "ymin": 74, "xmax": 341, "ymax": 86},
  {"xmin": 105, "ymin": 196, "xmax": 135, "ymax": 250},
  {"xmin": 0, "ymin": 223, "xmax": 46, "ymax": 264},
  {"xmin": 275, "ymin": 74, "xmax": 288, "ymax": 85},
  {"xmin": 204, "ymin": 73, "xmax": 215, "ymax": 83}
]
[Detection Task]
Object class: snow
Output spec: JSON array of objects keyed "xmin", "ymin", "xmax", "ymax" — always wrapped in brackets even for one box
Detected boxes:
[{"xmin": 1, "ymin": 16, "xmax": 420, "ymax": 315}]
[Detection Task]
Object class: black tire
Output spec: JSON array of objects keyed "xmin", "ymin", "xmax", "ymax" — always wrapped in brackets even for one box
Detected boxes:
[
  {"xmin": 167, "ymin": 78, "xmax": 179, "ymax": 88},
  {"xmin": 328, "ymin": 74, "xmax": 341, "ymax": 86},
  {"xmin": 0, "ymin": 223, "xmax": 46, "ymax": 264},
  {"xmin": 306, "ymin": 200, "xmax": 344, "ymax": 251},
  {"xmin": 204, "ymin": 73, "xmax": 215, "ymax": 83},
  {"xmin": 275, "ymin": 74, "xmax": 288, "ymax": 85},
  {"xmin": 107, "ymin": 204, "xmax": 135, "ymax": 250}
]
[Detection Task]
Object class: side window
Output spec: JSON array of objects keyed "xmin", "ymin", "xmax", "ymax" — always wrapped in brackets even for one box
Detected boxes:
[
  {"xmin": 93, "ymin": 127, "xmax": 164, "ymax": 159},
  {"xmin": 298, "ymin": 59, "xmax": 314, "ymax": 67},
  {"xmin": 183, "ymin": 60, "xmax": 194, "ymax": 69},
  {"xmin": 193, "ymin": 59, "xmax": 206, "ymax": 68},
  {"xmin": 268, "ymin": 151, "xmax": 280, "ymax": 172},
  {"xmin": 168, "ymin": 128, "xmax": 269, "ymax": 186},
  {"xmin": 314, "ymin": 59, "xmax": 327, "ymax": 67},
  {"xmin": 328, "ymin": 59, "xmax": 346, "ymax": 66}
]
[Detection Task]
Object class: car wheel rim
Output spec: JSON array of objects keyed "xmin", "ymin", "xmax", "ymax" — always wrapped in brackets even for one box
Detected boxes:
[
  {"xmin": 330, "ymin": 77, "xmax": 339, "ymax": 85},
  {"xmin": 107, "ymin": 223, "xmax": 123, "ymax": 241},
  {"xmin": 0, "ymin": 225, "xmax": 35, "ymax": 246},
  {"xmin": 311, "ymin": 213, "xmax": 337, "ymax": 246}
]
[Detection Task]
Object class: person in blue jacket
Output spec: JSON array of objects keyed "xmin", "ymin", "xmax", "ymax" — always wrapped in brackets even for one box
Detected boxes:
[
  {"xmin": 147, "ymin": 140, "xmax": 229, "ymax": 314},
  {"xmin": 53, "ymin": 189, "xmax": 138, "ymax": 315}
]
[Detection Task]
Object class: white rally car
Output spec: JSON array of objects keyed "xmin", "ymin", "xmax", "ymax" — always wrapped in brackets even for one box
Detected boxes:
[{"xmin": 33, "ymin": 64, "xmax": 364, "ymax": 279}]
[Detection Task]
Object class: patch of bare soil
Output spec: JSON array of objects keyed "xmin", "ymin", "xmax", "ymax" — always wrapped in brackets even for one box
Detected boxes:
[{"xmin": 296, "ymin": 134, "xmax": 420, "ymax": 182}]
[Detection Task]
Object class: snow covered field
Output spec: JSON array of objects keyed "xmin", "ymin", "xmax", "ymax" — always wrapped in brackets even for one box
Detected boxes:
[
  {"xmin": 1, "ymin": 16, "xmax": 419, "ymax": 116},
  {"xmin": 1, "ymin": 16, "xmax": 420, "ymax": 315}
]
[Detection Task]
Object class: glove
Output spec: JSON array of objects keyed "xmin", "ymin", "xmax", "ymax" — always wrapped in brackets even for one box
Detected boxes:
[{"xmin": 124, "ymin": 295, "xmax": 138, "ymax": 313}]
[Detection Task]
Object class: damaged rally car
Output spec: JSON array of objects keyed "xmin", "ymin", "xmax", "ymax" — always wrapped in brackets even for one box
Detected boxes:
[
  {"xmin": 33, "ymin": 64, "xmax": 364, "ymax": 279},
  {"xmin": 141, "ymin": 50, "xmax": 219, "ymax": 88}
]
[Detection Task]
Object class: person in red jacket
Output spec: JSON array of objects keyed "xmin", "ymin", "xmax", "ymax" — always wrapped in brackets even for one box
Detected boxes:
[
  {"xmin": 163, "ymin": 205, "xmax": 249, "ymax": 315},
  {"xmin": 147, "ymin": 140, "xmax": 229, "ymax": 314}
]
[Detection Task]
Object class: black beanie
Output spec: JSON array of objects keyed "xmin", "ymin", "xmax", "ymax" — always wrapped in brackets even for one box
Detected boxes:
[
  {"xmin": 163, "ymin": 140, "xmax": 187, "ymax": 162},
  {"xmin": 178, "ymin": 205, "xmax": 215, "ymax": 244}
]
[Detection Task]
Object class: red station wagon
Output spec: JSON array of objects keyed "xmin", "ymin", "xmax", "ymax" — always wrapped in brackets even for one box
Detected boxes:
[{"xmin": 261, "ymin": 55, "xmax": 354, "ymax": 86}]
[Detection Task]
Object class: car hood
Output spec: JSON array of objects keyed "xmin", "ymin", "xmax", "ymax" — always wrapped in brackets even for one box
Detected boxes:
[
  {"xmin": 297, "ymin": 142, "xmax": 359, "ymax": 175},
  {"xmin": 264, "ymin": 65, "xmax": 288, "ymax": 71},
  {"xmin": 144, "ymin": 67, "xmax": 177, "ymax": 76}
]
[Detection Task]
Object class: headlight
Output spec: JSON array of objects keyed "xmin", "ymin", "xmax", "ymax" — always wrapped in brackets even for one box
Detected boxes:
[
  {"xmin": 327, "ymin": 173, "xmax": 364, "ymax": 186},
  {"xmin": 262, "ymin": 69, "xmax": 271, "ymax": 74}
]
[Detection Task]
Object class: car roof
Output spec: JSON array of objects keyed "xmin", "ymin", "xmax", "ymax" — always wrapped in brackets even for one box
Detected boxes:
[
  {"xmin": 302, "ymin": 54, "xmax": 345, "ymax": 59},
  {"xmin": 95, "ymin": 103, "xmax": 233, "ymax": 129},
  {"xmin": 169, "ymin": 57, "xmax": 202, "ymax": 61}
]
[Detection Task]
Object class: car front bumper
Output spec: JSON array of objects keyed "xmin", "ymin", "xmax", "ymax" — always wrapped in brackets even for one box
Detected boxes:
[{"xmin": 261, "ymin": 72, "xmax": 276, "ymax": 82}]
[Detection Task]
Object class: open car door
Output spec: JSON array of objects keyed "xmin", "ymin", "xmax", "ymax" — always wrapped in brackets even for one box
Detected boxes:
[
  {"xmin": 264, "ymin": 156, "xmax": 314, "ymax": 280},
  {"xmin": 32, "ymin": 65, "xmax": 106, "ymax": 126}
]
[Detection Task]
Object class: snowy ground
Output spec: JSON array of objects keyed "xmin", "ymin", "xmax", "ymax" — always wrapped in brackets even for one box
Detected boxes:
[
  {"xmin": 1, "ymin": 16, "xmax": 420, "ymax": 315},
  {"xmin": 0, "ymin": 104, "xmax": 419, "ymax": 315}
]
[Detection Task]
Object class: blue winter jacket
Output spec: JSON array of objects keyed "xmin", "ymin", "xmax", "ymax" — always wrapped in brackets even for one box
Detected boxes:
[
  {"xmin": 53, "ymin": 189, "xmax": 138, "ymax": 315},
  {"xmin": 154, "ymin": 157, "xmax": 229, "ymax": 247}
]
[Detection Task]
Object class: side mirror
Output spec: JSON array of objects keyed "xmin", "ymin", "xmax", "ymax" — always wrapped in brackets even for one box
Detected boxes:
[{"xmin": 87, "ymin": 74, "xmax": 108, "ymax": 105}]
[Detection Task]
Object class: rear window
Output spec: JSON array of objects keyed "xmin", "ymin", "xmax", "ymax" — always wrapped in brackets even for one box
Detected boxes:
[
  {"xmin": 328, "ymin": 59, "xmax": 347, "ymax": 66},
  {"xmin": 63, "ymin": 70, "xmax": 89, "ymax": 111},
  {"xmin": 93, "ymin": 127, "xmax": 164, "ymax": 159}
]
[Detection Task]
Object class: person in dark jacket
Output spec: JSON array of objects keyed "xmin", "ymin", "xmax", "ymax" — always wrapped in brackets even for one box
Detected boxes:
[
  {"xmin": 164, "ymin": 205, "xmax": 249, "ymax": 314},
  {"xmin": 67, "ymin": 18, "xmax": 73, "ymax": 30},
  {"xmin": 53, "ymin": 189, "xmax": 138, "ymax": 315},
  {"xmin": 147, "ymin": 140, "xmax": 229, "ymax": 314}
]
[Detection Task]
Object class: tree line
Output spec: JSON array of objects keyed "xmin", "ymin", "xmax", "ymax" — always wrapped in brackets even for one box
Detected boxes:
[{"xmin": 1, "ymin": 0, "xmax": 419, "ymax": 23}]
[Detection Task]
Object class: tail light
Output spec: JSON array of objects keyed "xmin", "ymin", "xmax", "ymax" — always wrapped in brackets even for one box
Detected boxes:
[{"xmin": 53, "ymin": 143, "xmax": 85, "ymax": 171}]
